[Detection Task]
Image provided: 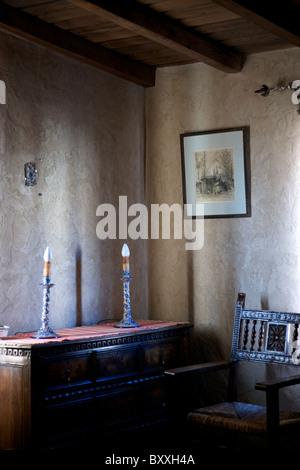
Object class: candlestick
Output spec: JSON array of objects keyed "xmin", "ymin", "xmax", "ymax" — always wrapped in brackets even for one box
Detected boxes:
[
  {"xmin": 114, "ymin": 244, "xmax": 141, "ymax": 328},
  {"xmin": 31, "ymin": 247, "xmax": 59, "ymax": 339}
]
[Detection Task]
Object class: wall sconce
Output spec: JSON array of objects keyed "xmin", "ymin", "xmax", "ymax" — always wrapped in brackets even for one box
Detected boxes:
[{"xmin": 255, "ymin": 80, "xmax": 300, "ymax": 114}]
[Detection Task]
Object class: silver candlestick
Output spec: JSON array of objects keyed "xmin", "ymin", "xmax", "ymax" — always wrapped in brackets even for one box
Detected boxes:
[
  {"xmin": 31, "ymin": 276, "xmax": 60, "ymax": 338},
  {"xmin": 114, "ymin": 272, "xmax": 141, "ymax": 328},
  {"xmin": 114, "ymin": 243, "xmax": 141, "ymax": 328}
]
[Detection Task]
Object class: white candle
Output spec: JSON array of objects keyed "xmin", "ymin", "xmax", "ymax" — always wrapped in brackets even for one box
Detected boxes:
[
  {"xmin": 122, "ymin": 243, "xmax": 130, "ymax": 271},
  {"xmin": 43, "ymin": 246, "xmax": 52, "ymax": 277}
]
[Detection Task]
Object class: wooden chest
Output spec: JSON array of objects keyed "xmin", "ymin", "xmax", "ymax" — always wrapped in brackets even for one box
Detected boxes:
[{"xmin": 0, "ymin": 321, "xmax": 191, "ymax": 450}]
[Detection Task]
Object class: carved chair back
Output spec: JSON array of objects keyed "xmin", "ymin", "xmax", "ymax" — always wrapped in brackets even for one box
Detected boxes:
[{"xmin": 232, "ymin": 293, "xmax": 300, "ymax": 367}]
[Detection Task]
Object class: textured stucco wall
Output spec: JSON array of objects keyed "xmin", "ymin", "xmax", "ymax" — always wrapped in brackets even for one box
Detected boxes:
[
  {"xmin": 146, "ymin": 49, "xmax": 300, "ymax": 406},
  {"xmin": 0, "ymin": 32, "xmax": 147, "ymax": 334}
]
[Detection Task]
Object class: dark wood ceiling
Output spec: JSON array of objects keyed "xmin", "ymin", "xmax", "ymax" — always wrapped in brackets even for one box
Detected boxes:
[{"xmin": 0, "ymin": 0, "xmax": 299, "ymax": 87}]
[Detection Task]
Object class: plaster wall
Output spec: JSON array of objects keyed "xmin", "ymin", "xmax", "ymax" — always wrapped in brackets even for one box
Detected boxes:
[
  {"xmin": 146, "ymin": 48, "xmax": 300, "ymax": 406},
  {"xmin": 0, "ymin": 32, "xmax": 147, "ymax": 334}
]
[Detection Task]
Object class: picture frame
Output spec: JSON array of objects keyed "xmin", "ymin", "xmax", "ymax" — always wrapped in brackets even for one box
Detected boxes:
[{"xmin": 180, "ymin": 126, "xmax": 251, "ymax": 219}]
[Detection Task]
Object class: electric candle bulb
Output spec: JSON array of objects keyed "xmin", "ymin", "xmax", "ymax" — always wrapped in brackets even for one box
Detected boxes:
[
  {"xmin": 122, "ymin": 243, "xmax": 130, "ymax": 272},
  {"xmin": 43, "ymin": 246, "xmax": 52, "ymax": 277}
]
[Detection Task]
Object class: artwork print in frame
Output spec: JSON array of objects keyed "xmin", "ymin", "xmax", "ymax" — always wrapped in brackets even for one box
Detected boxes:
[{"xmin": 180, "ymin": 127, "xmax": 251, "ymax": 219}]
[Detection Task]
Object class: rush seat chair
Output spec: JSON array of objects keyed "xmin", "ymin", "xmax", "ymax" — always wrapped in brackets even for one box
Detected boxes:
[{"xmin": 166, "ymin": 293, "xmax": 300, "ymax": 450}]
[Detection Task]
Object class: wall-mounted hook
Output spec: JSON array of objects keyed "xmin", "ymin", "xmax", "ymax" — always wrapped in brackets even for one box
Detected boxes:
[{"xmin": 24, "ymin": 162, "xmax": 37, "ymax": 186}]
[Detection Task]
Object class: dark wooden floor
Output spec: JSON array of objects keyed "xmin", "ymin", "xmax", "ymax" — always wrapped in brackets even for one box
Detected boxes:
[
  {"xmin": 0, "ymin": 423, "xmax": 229, "ymax": 463},
  {"xmin": 0, "ymin": 422, "xmax": 284, "ymax": 465}
]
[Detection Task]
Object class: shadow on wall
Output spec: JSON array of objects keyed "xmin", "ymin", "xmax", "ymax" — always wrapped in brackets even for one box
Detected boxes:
[
  {"xmin": 186, "ymin": 248, "xmax": 233, "ymax": 362},
  {"xmin": 186, "ymin": 246, "xmax": 228, "ymax": 405},
  {"xmin": 76, "ymin": 246, "xmax": 82, "ymax": 326}
]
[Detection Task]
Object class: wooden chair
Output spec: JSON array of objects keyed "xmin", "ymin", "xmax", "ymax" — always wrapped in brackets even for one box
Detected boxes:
[{"xmin": 165, "ymin": 293, "xmax": 300, "ymax": 450}]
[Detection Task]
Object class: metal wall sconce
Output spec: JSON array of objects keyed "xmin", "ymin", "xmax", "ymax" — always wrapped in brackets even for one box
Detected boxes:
[
  {"xmin": 255, "ymin": 80, "xmax": 300, "ymax": 114},
  {"xmin": 24, "ymin": 162, "xmax": 37, "ymax": 186}
]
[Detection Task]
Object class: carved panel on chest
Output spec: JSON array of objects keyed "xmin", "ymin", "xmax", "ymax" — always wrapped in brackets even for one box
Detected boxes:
[
  {"xmin": 95, "ymin": 344, "xmax": 141, "ymax": 381},
  {"xmin": 39, "ymin": 351, "xmax": 94, "ymax": 388}
]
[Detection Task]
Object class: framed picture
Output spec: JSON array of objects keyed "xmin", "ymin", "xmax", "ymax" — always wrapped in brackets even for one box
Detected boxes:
[{"xmin": 180, "ymin": 126, "xmax": 251, "ymax": 219}]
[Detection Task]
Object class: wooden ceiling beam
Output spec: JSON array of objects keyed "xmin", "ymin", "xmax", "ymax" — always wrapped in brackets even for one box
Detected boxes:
[
  {"xmin": 67, "ymin": 0, "xmax": 243, "ymax": 73},
  {"xmin": 0, "ymin": 2, "xmax": 155, "ymax": 87},
  {"xmin": 212, "ymin": 0, "xmax": 300, "ymax": 47}
]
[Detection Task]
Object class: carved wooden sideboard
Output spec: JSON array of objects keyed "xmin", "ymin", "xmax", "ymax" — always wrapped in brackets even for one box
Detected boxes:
[{"xmin": 0, "ymin": 320, "xmax": 191, "ymax": 450}]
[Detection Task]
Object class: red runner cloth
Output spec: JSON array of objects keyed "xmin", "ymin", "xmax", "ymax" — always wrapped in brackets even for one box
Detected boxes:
[{"xmin": 0, "ymin": 320, "xmax": 187, "ymax": 345}]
